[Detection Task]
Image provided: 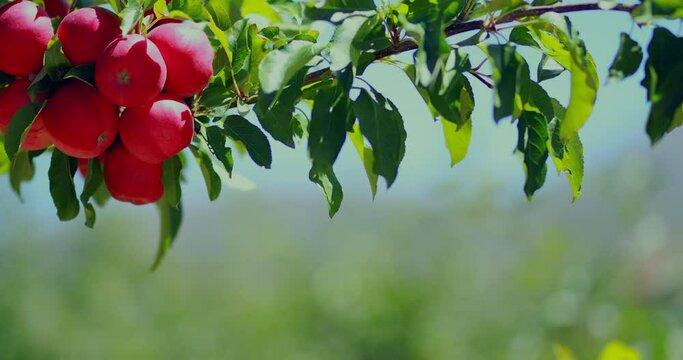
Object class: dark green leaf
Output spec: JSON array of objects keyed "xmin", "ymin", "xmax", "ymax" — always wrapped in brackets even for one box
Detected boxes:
[
  {"xmin": 353, "ymin": 88, "xmax": 406, "ymax": 188},
  {"xmin": 151, "ymin": 199, "xmax": 183, "ymax": 270},
  {"xmin": 190, "ymin": 141, "xmax": 222, "ymax": 201},
  {"xmin": 548, "ymin": 100, "xmax": 584, "ymax": 202},
  {"xmin": 608, "ymin": 32, "xmax": 643, "ymax": 81},
  {"xmin": 222, "ymin": 115, "xmax": 272, "ymax": 168},
  {"xmin": 308, "ymin": 85, "xmax": 351, "ymax": 217},
  {"xmin": 48, "ymin": 150, "xmax": 80, "ymax": 221},
  {"xmin": 641, "ymin": 27, "xmax": 683, "ymax": 143},
  {"xmin": 9, "ymin": 151, "xmax": 35, "ymax": 200},
  {"xmin": 80, "ymin": 158, "xmax": 103, "ymax": 228},
  {"xmin": 206, "ymin": 126, "xmax": 234, "ymax": 176},
  {"xmin": 254, "ymin": 68, "xmax": 306, "ymax": 147},
  {"xmin": 162, "ymin": 155, "xmax": 183, "ymax": 207},
  {"xmin": 4, "ymin": 102, "xmax": 44, "ymax": 159},
  {"xmin": 63, "ymin": 63, "xmax": 96, "ymax": 85},
  {"xmin": 517, "ymin": 111, "xmax": 549, "ymax": 199},
  {"xmin": 486, "ymin": 44, "xmax": 530, "ymax": 122},
  {"xmin": 44, "ymin": 39, "xmax": 71, "ymax": 81}
]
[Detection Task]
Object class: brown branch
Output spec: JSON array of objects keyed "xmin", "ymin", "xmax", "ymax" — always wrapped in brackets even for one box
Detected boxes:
[{"xmin": 239, "ymin": 2, "xmax": 637, "ymax": 107}]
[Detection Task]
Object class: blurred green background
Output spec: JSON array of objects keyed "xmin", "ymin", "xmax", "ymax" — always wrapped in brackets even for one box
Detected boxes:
[{"xmin": 2, "ymin": 6, "xmax": 683, "ymax": 360}]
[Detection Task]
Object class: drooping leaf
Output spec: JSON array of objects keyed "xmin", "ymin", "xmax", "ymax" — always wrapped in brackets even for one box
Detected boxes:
[
  {"xmin": 348, "ymin": 124, "xmax": 378, "ymax": 197},
  {"xmin": 442, "ymin": 118, "xmax": 472, "ymax": 167},
  {"xmin": 190, "ymin": 140, "xmax": 222, "ymax": 201},
  {"xmin": 162, "ymin": 155, "xmax": 183, "ymax": 207},
  {"xmin": 48, "ymin": 150, "xmax": 80, "ymax": 221},
  {"xmin": 0, "ymin": 135, "xmax": 9, "ymax": 175},
  {"xmin": 222, "ymin": 115, "xmax": 272, "ymax": 168},
  {"xmin": 641, "ymin": 27, "xmax": 683, "ymax": 143},
  {"xmin": 608, "ymin": 32, "xmax": 643, "ymax": 81},
  {"xmin": 206, "ymin": 126, "xmax": 234, "ymax": 176},
  {"xmin": 151, "ymin": 199, "xmax": 183, "ymax": 271},
  {"xmin": 353, "ymin": 88, "xmax": 406, "ymax": 188},
  {"xmin": 547, "ymin": 99, "xmax": 584, "ymax": 201},
  {"xmin": 308, "ymin": 85, "xmax": 351, "ymax": 217},
  {"xmin": 4, "ymin": 102, "xmax": 44, "ymax": 159},
  {"xmin": 517, "ymin": 110, "xmax": 549, "ymax": 199},
  {"xmin": 80, "ymin": 158, "xmax": 104, "ymax": 228},
  {"xmin": 254, "ymin": 69, "xmax": 306, "ymax": 147},
  {"xmin": 486, "ymin": 44, "xmax": 530, "ymax": 122},
  {"xmin": 9, "ymin": 151, "xmax": 35, "ymax": 200}
]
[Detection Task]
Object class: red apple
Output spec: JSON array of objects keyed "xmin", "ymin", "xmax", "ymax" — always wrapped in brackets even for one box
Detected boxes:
[
  {"xmin": 0, "ymin": 1, "xmax": 54, "ymax": 76},
  {"xmin": 148, "ymin": 23, "xmax": 214, "ymax": 97},
  {"xmin": 0, "ymin": 78, "xmax": 51, "ymax": 151},
  {"xmin": 57, "ymin": 7, "xmax": 121, "ymax": 66},
  {"xmin": 43, "ymin": 0, "xmax": 70, "ymax": 18},
  {"xmin": 119, "ymin": 93, "xmax": 193, "ymax": 164},
  {"xmin": 104, "ymin": 143, "xmax": 164, "ymax": 205},
  {"xmin": 42, "ymin": 81, "xmax": 119, "ymax": 158},
  {"xmin": 95, "ymin": 34, "xmax": 167, "ymax": 107}
]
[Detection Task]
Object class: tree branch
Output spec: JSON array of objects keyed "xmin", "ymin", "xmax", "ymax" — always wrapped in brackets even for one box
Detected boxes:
[{"xmin": 239, "ymin": 2, "xmax": 637, "ymax": 106}]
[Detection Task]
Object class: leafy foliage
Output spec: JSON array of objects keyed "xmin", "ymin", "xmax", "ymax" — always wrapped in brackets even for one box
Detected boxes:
[{"xmin": 1, "ymin": 0, "xmax": 683, "ymax": 267}]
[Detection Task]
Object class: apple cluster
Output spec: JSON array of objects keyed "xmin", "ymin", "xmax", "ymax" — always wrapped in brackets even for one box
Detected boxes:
[{"xmin": 0, "ymin": 0, "xmax": 214, "ymax": 205}]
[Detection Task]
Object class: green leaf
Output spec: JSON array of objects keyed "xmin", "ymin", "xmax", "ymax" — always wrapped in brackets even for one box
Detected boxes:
[
  {"xmin": 258, "ymin": 40, "xmax": 324, "ymax": 94},
  {"xmin": 442, "ymin": 116, "xmax": 472, "ymax": 167},
  {"xmin": 608, "ymin": 32, "xmax": 643, "ymax": 81},
  {"xmin": 9, "ymin": 151, "xmax": 35, "ymax": 200},
  {"xmin": 641, "ymin": 27, "xmax": 683, "ymax": 143},
  {"xmin": 633, "ymin": 0, "xmax": 683, "ymax": 22},
  {"xmin": 120, "ymin": 0, "xmax": 143, "ymax": 34},
  {"xmin": 510, "ymin": 13, "xmax": 599, "ymax": 142},
  {"xmin": 0, "ymin": 135, "xmax": 9, "ymax": 175},
  {"xmin": 190, "ymin": 141, "xmax": 222, "ymax": 201},
  {"xmin": 402, "ymin": 0, "xmax": 455, "ymax": 86},
  {"xmin": 353, "ymin": 88, "xmax": 406, "ymax": 188},
  {"xmin": 44, "ymin": 39, "xmax": 71, "ymax": 81},
  {"xmin": 517, "ymin": 111, "xmax": 549, "ymax": 199},
  {"xmin": 308, "ymin": 85, "xmax": 351, "ymax": 217},
  {"xmin": 4, "ymin": 102, "xmax": 44, "ymax": 159},
  {"xmin": 329, "ymin": 14, "xmax": 370, "ymax": 72},
  {"xmin": 63, "ymin": 63, "xmax": 96, "ymax": 85},
  {"xmin": 222, "ymin": 115, "xmax": 272, "ymax": 168},
  {"xmin": 205, "ymin": 0, "xmax": 238, "ymax": 30},
  {"xmin": 304, "ymin": 0, "xmax": 376, "ymax": 20},
  {"xmin": 206, "ymin": 126, "xmax": 234, "ymax": 176},
  {"xmin": 348, "ymin": 124, "xmax": 377, "ymax": 197},
  {"xmin": 151, "ymin": 199, "xmax": 183, "ymax": 271},
  {"xmin": 0, "ymin": 71, "xmax": 13, "ymax": 87},
  {"xmin": 79, "ymin": 158, "xmax": 103, "ymax": 228},
  {"xmin": 486, "ymin": 44, "xmax": 530, "ymax": 122},
  {"xmin": 48, "ymin": 150, "xmax": 80, "ymax": 221},
  {"xmin": 241, "ymin": 0, "xmax": 280, "ymax": 23},
  {"xmin": 548, "ymin": 104, "xmax": 584, "ymax": 202},
  {"xmin": 254, "ymin": 68, "xmax": 306, "ymax": 147},
  {"xmin": 537, "ymin": 54, "xmax": 565, "ymax": 83},
  {"xmin": 162, "ymin": 155, "xmax": 183, "ymax": 207}
]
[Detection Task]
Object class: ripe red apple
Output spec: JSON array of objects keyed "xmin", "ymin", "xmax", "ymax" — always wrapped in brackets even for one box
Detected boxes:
[
  {"xmin": 0, "ymin": 1, "xmax": 54, "ymax": 76},
  {"xmin": 42, "ymin": 81, "xmax": 119, "ymax": 158},
  {"xmin": 57, "ymin": 7, "xmax": 121, "ymax": 66},
  {"xmin": 119, "ymin": 94, "xmax": 193, "ymax": 163},
  {"xmin": 95, "ymin": 34, "xmax": 167, "ymax": 107},
  {"xmin": 104, "ymin": 143, "xmax": 164, "ymax": 205},
  {"xmin": 43, "ymin": 0, "xmax": 70, "ymax": 18},
  {"xmin": 148, "ymin": 23, "xmax": 214, "ymax": 97},
  {"xmin": 0, "ymin": 79, "xmax": 51, "ymax": 151}
]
